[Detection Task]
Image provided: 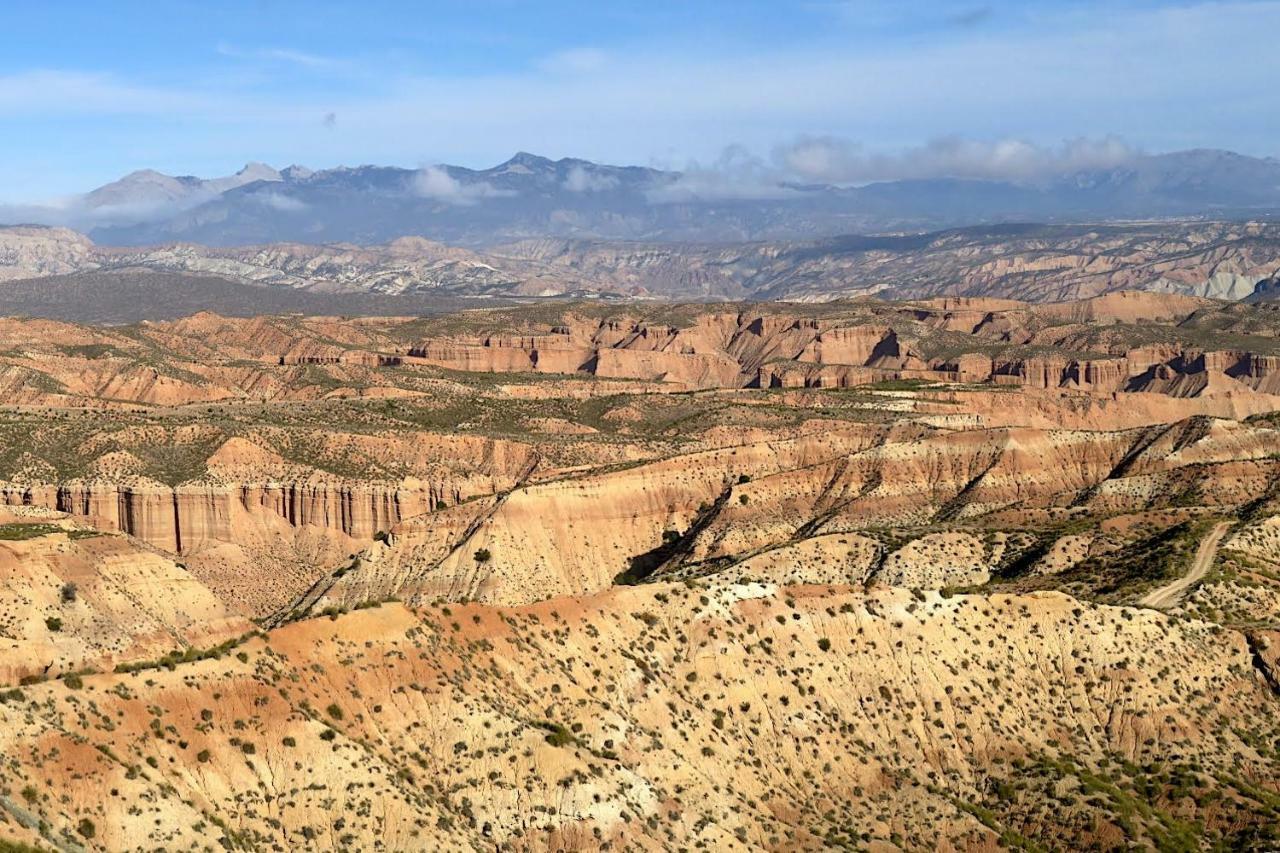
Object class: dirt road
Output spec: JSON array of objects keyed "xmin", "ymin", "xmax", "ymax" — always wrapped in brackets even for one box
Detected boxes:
[{"xmin": 1139, "ymin": 521, "xmax": 1231, "ymax": 609}]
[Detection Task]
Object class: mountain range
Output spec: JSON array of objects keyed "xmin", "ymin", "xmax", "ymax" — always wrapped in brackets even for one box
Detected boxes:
[{"xmin": 11, "ymin": 148, "xmax": 1280, "ymax": 248}]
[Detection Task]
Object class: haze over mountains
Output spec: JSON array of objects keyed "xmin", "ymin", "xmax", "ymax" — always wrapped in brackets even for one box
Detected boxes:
[{"xmin": 11, "ymin": 147, "xmax": 1280, "ymax": 248}]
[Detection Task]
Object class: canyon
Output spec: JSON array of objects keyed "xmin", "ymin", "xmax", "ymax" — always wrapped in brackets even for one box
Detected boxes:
[{"xmin": 0, "ymin": 297, "xmax": 1279, "ymax": 851}]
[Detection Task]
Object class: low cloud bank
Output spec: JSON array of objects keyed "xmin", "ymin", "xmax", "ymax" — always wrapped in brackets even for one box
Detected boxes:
[
  {"xmin": 412, "ymin": 166, "xmax": 513, "ymax": 205},
  {"xmin": 645, "ymin": 135, "xmax": 1141, "ymax": 202},
  {"xmin": 774, "ymin": 135, "xmax": 1138, "ymax": 185}
]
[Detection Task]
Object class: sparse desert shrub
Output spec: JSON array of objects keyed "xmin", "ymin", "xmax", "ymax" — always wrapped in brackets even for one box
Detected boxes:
[
  {"xmin": 474, "ymin": 548, "xmax": 492, "ymax": 564},
  {"xmin": 44, "ymin": 616, "xmax": 62, "ymax": 631},
  {"xmin": 538, "ymin": 721, "xmax": 575, "ymax": 748},
  {"xmin": 60, "ymin": 582, "xmax": 77, "ymax": 603}
]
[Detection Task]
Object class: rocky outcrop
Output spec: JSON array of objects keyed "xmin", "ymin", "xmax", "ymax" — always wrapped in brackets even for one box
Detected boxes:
[{"xmin": 0, "ymin": 225, "xmax": 98, "ymax": 281}]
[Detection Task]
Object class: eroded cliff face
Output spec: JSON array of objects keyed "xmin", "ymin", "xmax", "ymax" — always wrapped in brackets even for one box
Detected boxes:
[
  {"xmin": 0, "ymin": 480, "xmax": 485, "ymax": 552},
  {"xmin": 298, "ymin": 415, "xmax": 1280, "ymax": 617},
  {"xmin": 2, "ymin": 296, "xmax": 1280, "ymax": 409},
  {"xmin": 394, "ymin": 304, "xmax": 1280, "ymax": 401}
]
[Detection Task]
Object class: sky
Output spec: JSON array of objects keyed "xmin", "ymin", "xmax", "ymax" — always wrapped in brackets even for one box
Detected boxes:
[{"xmin": 1, "ymin": 0, "xmax": 1278, "ymax": 202}]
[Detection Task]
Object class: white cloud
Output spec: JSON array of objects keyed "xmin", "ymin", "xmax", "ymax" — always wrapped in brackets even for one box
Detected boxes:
[
  {"xmin": 774, "ymin": 135, "xmax": 1139, "ymax": 185},
  {"xmin": 563, "ymin": 166, "xmax": 618, "ymax": 192},
  {"xmin": 0, "ymin": 70, "xmax": 198, "ymax": 115},
  {"xmin": 411, "ymin": 167, "xmax": 513, "ymax": 205},
  {"xmin": 216, "ymin": 43, "xmax": 343, "ymax": 69},
  {"xmin": 646, "ymin": 145, "xmax": 797, "ymax": 202},
  {"xmin": 1, "ymin": 0, "xmax": 1279, "ymax": 201},
  {"xmin": 254, "ymin": 191, "xmax": 308, "ymax": 211}
]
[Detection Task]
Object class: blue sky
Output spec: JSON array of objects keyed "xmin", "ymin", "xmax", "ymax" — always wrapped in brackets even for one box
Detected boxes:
[{"xmin": 1, "ymin": 0, "xmax": 1278, "ymax": 201}]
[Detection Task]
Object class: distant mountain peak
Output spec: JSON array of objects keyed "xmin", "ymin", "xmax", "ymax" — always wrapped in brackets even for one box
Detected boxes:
[
  {"xmin": 237, "ymin": 161, "xmax": 280, "ymax": 178},
  {"xmin": 492, "ymin": 151, "xmax": 558, "ymax": 174},
  {"xmin": 65, "ymin": 147, "xmax": 1280, "ymax": 247}
]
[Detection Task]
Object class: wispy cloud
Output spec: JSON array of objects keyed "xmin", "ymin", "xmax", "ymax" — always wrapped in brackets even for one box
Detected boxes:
[
  {"xmin": 0, "ymin": 1, "xmax": 1278, "ymax": 202},
  {"xmin": 563, "ymin": 165, "xmax": 618, "ymax": 192},
  {"xmin": 0, "ymin": 70, "xmax": 199, "ymax": 115},
  {"xmin": 774, "ymin": 135, "xmax": 1138, "ymax": 185},
  {"xmin": 411, "ymin": 167, "xmax": 512, "ymax": 205},
  {"xmin": 647, "ymin": 145, "xmax": 798, "ymax": 202},
  {"xmin": 216, "ymin": 43, "xmax": 344, "ymax": 69},
  {"xmin": 252, "ymin": 191, "xmax": 308, "ymax": 212}
]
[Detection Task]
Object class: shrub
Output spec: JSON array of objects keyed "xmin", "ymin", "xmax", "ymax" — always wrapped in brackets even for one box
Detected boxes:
[
  {"xmin": 77, "ymin": 818, "xmax": 96, "ymax": 839},
  {"xmin": 63, "ymin": 673, "xmax": 84, "ymax": 690},
  {"xmin": 817, "ymin": 638, "xmax": 832, "ymax": 652},
  {"xmin": 473, "ymin": 548, "xmax": 492, "ymax": 564},
  {"xmin": 60, "ymin": 582, "xmax": 78, "ymax": 603},
  {"xmin": 538, "ymin": 721, "xmax": 575, "ymax": 748},
  {"xmin": 44, "ymin": 616, "xmax": 62, "ymax": 632},
  {"xmin": 326, "ymin": 703, "xmax": 344, "ymax": 721}
]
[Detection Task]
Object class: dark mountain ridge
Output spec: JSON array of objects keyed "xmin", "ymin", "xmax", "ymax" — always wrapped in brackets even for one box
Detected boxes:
[{"xmin": 10, "ymin": 148, "xmax": 1279, "ymax": 248}]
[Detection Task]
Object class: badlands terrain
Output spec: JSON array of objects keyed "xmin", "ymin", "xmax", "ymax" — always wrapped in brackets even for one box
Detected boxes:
[
  {"xmin": 1, "ymin": 292, "xmax": 1280, "ymax": 850},
  {"xmin": 3, "ymin": 220, "xmax": 1280, "ymax": 322}
]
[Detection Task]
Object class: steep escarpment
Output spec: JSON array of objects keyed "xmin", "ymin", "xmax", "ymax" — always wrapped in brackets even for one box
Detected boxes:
[
  {"xmin": 302, "ymin": 416, "xmax": 1280, "ymax": 613},
  {"xmin": 4, "ymin": 298, "xmax": 1280, "ymax": 407},
  {"xmin": 0, "ymin": 480, "xmax": 470, "ymax": 552},
  {"xmin": 305, "ymin": 423, "xmax": 912, "ymax": 610}
]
